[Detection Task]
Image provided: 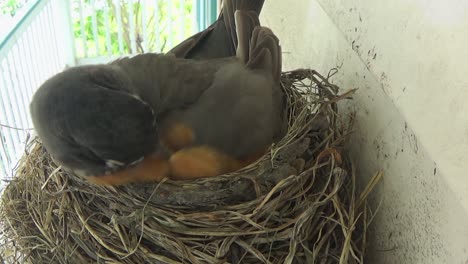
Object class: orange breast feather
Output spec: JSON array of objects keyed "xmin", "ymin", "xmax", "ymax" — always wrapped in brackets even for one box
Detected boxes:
[{"xmin": 87, "ymin": 154, "xmax": 170, "ymax": 186}]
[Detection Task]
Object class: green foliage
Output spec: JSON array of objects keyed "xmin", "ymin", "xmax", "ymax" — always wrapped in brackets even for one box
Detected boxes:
[
  {"xmin": 71, "ymin": 0, "xmax": 195, "ymax": 58},
  {"xmin": 0, "ymin": 0, "xmax": 29, "ymax": 17}
]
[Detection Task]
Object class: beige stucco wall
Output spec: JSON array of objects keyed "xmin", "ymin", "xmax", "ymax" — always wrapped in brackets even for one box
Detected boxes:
[{"xmin": 260, "ymin": 0, "xmax": 468, "ymax": 263}]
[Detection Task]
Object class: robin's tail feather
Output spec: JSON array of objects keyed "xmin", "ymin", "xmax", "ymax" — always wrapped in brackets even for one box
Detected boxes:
[
  {"xmin": 235, "ymin": 10, "xmax": 282, "ymax": 83},
  {"xmin": 248, "ymin": 26, "xmax": 282, "ymax": 83},
  {"xmin": 234, "ymin": 10, "xmax": 260, "ymax": 64},
  {"xmin": 168, "ymin": 0, "xmax": 264, "ymax": 59},
  {"xmin": 222, "ymin": 0, "xmax": 265, "ymax": 51}
]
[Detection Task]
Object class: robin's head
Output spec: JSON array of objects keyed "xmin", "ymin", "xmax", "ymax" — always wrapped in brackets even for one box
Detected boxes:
[{"xmin": 30, "ymin": 65, "xmax": 159, "ymax": 178}]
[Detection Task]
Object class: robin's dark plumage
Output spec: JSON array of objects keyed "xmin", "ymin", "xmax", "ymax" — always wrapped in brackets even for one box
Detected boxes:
[
  {"xmin": 168, "ymin": 0, "xmax": 265, "ymax": 59},
  {"xmin": 30, "ymin": 0, "xmax": 284, "ymax": 185}
]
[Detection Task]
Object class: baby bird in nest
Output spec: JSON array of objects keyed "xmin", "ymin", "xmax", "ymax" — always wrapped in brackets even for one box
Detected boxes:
[{"xmin": 30, "ymin": 0, "xmax": 285, "ymax": 185}]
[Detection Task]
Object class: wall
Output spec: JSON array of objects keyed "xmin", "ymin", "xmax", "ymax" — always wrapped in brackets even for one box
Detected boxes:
[{"xmin": 260, "ymin": 1, "xmax": 468, "ymax": 263}]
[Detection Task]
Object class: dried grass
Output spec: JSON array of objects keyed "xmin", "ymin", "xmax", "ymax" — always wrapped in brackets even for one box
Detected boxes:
[{"xmin": 0, "ymin": 69, "xmax": 380, "ymax": 264}]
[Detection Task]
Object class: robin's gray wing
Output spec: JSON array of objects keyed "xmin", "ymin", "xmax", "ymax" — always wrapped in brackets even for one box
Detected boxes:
[
  {"xmin": 168, "ymin": 0, "xmax": 264, "ymax": 59},
  {"xmin": 110, "ymin": 53, "xmax": 236, "ymax": 114},
  {"xmin": 172, "ymin": 60, "xmax": 276, "ymax": 159}
]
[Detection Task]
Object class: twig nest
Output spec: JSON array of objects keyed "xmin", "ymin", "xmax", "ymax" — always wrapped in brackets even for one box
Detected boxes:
[{"xmin": 1, "ymin": 69, "xmax": 374, "ymax": 264}]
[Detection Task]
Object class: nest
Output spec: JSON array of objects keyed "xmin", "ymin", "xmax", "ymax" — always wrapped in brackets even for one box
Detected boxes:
[{"xmin": 0, "ymin": 69, "xmax": 380, "ymax": 264}]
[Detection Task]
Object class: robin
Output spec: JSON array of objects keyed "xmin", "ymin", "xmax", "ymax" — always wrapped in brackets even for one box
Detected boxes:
[
  {"xmin": 30, "ymin": 0, "xmax": 284, "ymax": 185},
  {"xmin": 164, "ymin": 0, "xmax": 285, "ymax": 180}
]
